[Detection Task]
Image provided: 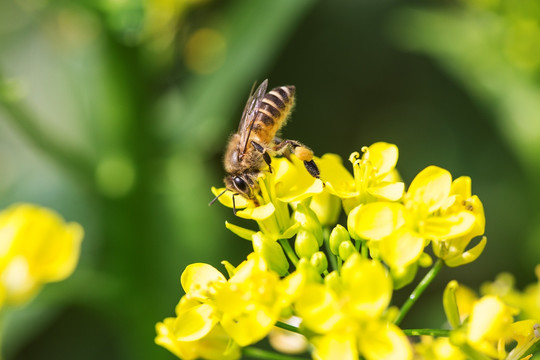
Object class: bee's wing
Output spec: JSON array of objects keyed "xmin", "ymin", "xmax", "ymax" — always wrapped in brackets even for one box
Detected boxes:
[{"xmin": 238, "ymin": 79, "xmax": 268, "ymax": 155}]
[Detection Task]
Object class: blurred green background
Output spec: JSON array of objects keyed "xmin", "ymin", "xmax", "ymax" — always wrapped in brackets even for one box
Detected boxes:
[{"xmin": 1, "ymin": 0, "xmax": 539, "ymax": 359}]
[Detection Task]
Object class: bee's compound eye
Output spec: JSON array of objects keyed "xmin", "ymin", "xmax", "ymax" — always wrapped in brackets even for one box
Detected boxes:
[{"xmin": 233, "ymin": 176, "xmax": 248, "ymax": 193}]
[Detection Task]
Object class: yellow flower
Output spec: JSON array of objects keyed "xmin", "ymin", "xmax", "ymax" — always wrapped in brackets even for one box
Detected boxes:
[
  {"xmin": 156, "ymin": 253, "xmax": 302, "ymax": 359},
  {"xmin": 466, "ymin": 295, "xmax": 518, "ymax": 358},
  {"xmin": 155, "ymin": 316, "xmax": 240, "ymax": 360},
  {"xmin": 0, "ymin": 203, "xmax": 83, "ymax": 307},
  {"xmin": 322, "ymin": 143, "xmax": 404, "ymax": 213},
  {"xmin": 294, "ymin": 254, "xmax": 412, "ymax": 360},
  {"xmin": 414, "ymin": 336, "xmax": 466, "ymax": 360},
  {"xmin": 506, "ymin": 320, "xmax": 540, "ymax": 360},
  {"xmin": 481, "ymin": 266, "xmax": 540, "ymax": 321},
  {"xmin": 348, "ymin": 166, "xmax": 486, "ymax": 274}
]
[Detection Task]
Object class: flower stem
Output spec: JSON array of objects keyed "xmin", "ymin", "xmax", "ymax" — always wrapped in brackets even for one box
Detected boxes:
[
  {"xmin": 402, "ymin": 328, "xmax": 450, "ymax": 337},
  {"xmin": 243, "ymin": 347, "xmax": 309, "ymax": 360},
  {"xmin": 279, "ymin": 239, "xmax": 298, "ymax": 266},
  {"xmin": 275, "ymin": 321, "xmax": 302, "ymax": 334},
  {"xmin": 394, "ymin": 259, "xmax": 444, "ymax": 326}
]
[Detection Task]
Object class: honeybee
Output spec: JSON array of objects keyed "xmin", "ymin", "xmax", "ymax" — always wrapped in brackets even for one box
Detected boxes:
[{"xmin": 210, "ymin": 79, "xmax": 320, "ymax": 212}]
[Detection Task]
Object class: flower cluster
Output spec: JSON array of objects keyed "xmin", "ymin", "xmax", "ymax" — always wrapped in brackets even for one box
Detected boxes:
[
  {"xmin": 156, "ymin": 142, "xmax": 539, "ymax": 360},
  {"xmin": 0, "ymin": 203, "xmax": 84, "ymax": 308}
]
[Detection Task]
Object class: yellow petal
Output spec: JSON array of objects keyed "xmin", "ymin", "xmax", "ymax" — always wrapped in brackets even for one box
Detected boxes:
[
  {"xmin": 181, "ymin": 263, "xmax": 226, "ymax": 297},
  {"xmin": 211, "ymin": 187, "xmax": 249, "ymax": 209},
  {"xmin": 341, "ymin": 255, "xmax": 392, "ymax": 318},
  {"xmin": 274, "ymin": 156, "xmax": 323, "ymax": 202},
  {"xmin": 318, "ymin": 154, "xmax": 356, "ymax": 198},
  {"xmin": 359, "ymin": 321, "xmax": 412, "ymax": 360},
  {"xmin": 364, "ymin": 142, "xmax": 399, "ymax": 178},
  {"xmin": 221, "ymin": 308, "xmax": 276, "ymax": 347},
  {"xmin": 450, "ymin": 176, "xmax": 472, "ymax": 198},
  {"xmin": 348, "ymin": 202, "xmax": 406, "ymax": 241},
  {"xmin": 379, "ymin": 228, "xmax": 425, "ymax": 269},
  {"xmin": 174, "ymin": 303, "xmax": 218, "ymax": 341},
  {"xmin": 368, "ymin": 181, "xmax": 404, "ymax": 201},
  {"xmin": 225, "ymin": 221, "xmax": 255, "ymax": 241},
  {"xmin": 407, "ymin": 166, "xmax": 452, "ymax": 213},
  {"xmin": 295, "ymin": 283, "xmax": 343, "ymax": 333},
  {"xmin": 444, "ymin": 237, "xmax": 487, "ymax": 267},
  {"xmin": 236, "ymin": 202, "xmax": 275, "ymax": 220},
  {"xmin": 312, "ymin": 332, "xmax": 358, "ymax": 360},
  {"xmin": 422, "ymin": 211, "xmax": 476, "ymax": 240}
]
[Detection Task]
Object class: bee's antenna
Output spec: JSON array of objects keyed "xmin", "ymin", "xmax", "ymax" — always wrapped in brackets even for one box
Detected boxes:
[
  {"xmin": 209, "ymin": 189, "xmax": 228, "ymax": 206},
  {"xmin": 232, "ymin": 194, "xmax": 237, "ymax": 215}
]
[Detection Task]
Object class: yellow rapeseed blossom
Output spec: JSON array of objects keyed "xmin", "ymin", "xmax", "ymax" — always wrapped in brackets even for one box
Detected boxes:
[
  {"xmin": 294, "ymin": 254, "xmax": 412, "ymax": 360},
  {"xmin": 321, "ymin": 143, "xmax": 404, "ymax": 213},
  {"xmin": 348, "ymin": 165, "xmax": 486, "ymax": 278},
  {"xmin": 0, "ymin": 203, "xmax": 83, "ymax": 307},
  {"xmin": 155, "ymin": 253, "xmax": 303, "ymax": 358},
  {"xmin": 157, "ymin": 141, "xmax": 540, "ymax": 359}
]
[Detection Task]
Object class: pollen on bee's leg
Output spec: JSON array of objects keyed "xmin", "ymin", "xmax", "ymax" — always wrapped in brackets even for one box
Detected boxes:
[{"xmin": 295, "ymin": 146, "xmax": 313, "ymax": 162}]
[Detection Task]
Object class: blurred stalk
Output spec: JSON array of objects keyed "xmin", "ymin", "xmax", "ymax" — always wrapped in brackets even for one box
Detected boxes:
[{"xmin": 0, "ymin": 72, "xmax": 95, "ymax": 187}]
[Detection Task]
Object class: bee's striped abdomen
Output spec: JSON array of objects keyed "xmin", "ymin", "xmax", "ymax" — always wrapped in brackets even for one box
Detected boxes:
[{"xmin": 252, "ymin": 85, "xmax": 295, "ymax": 144}]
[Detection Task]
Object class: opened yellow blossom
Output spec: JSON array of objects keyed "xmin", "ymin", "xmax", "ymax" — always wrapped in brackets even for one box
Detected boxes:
[
  {"xmin": 155, "ymin": 253, "xmax": 303, "ymax": 359},
  {"xmin": 348, "ymin": 166, "xmax": 486, "ymax": 275},
  {"xmin": 294, "ymin": 254, "xmax": 412, "ymax": 360},
  {"xmin": 481, "ymin": 266, "xmax": 540, "ymax": 321},
  {"xmin": 0, "ymin": 203, "xmax": 83, "ymax": 307},
  {"xmin": 322, "ymin": 143, "xmax": 404, "ymax": 213}
]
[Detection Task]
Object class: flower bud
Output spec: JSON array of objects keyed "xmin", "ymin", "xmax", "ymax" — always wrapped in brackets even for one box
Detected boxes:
[
  {"xmin": 310, "ymin": 252, "xmax": 328, "ymax": 274},
  {"xmin": 295, "ymin": 230, "xmax": 319, "ymax": 259},
  {"xmin": 252, "ymin": 232, "xmax": 289, "ymax": 276},
  {"xmin": 329, "ymin": 224, "xmax": 350, "ymax": 255},
  {"xmin": 296, "ymin": 258, "xmax": 322, "ymax": 284},
  {"xmin": 294, "ymin": 203, "xmax": 323, "ymax": 246},
  {"xmin": 338, "ymin": 240, "xmax": 356, "ymax": 261},
  {"xmin": 443, "ymin": 280, "xmax": 461, "ymax": 329}
]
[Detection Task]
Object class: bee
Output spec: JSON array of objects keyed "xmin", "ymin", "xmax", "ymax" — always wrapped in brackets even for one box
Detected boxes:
[{"xmin": 210, "ymin": 79, "xmax": 320, "ymax": 212}]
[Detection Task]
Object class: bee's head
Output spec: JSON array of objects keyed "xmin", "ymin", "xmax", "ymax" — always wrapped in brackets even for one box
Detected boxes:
[{"xmin": 224, "ymin": 173, "xmax": 257, "ymax": 199}]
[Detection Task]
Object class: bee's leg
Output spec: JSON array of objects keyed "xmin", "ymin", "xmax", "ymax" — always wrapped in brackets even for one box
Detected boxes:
[
  {"xmin": 232, "ymin": 194, "xmax": 237, "ymax": 215},
  {"xmin": 251, "ymin": 140, "xmax": 273, "ymax": 173},
  {"xmin": 273, "ymin": 140, "xmax": 321, "ymax": 180},
  {"xmin": 273, "ymin": 137, "xmax": 293, "ymax": 161},
  {"xmin": 303, "ymin": 160, "xmax": 320, "ymax": 179}
]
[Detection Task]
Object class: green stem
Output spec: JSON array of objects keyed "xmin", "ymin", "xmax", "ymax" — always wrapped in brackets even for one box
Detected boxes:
[
  {"xmin": 402, "ymin": 328, "xmax": 450, "ymax": 337},
  {"xmin": 394, "ymin": 259, "xmax": 444, "ymax": 326},
  {"xmin": 0, "ymin": 73, "xmax": 95, "ymax": 186},
  {"xmin": 243, "ymin": 347, "xmax": 308, "ymax": 360},
  {"xmin": 279, "ymin": 239, "xmax": 299, "ymax": 266},
  {"xmin": 275, "ymin": 321, "xmax": 302, "ymax": 334}
]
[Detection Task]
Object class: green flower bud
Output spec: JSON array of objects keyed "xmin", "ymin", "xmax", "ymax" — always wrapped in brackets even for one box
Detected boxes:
[
  {"xmin": 252, "ymin": 232, "xmax": 289, "ymax": 276},
  {"xmin": 329, "ymin": 224, "xmax": 350, "ymax": 255},
  {"xmin": 324, "ymin": 271, "xmax": 340, "ymax": 292},
  {"xmin": 310, "ymin": 251, "xmax": 328, "ymax": 274},
  {"xmin": 294, "ymin": 203, "xmax": 323, "ymax": 246},
  {"xmin": 296, "ymin": 258, "xmax": 323, "ymax": 284},
  {"xmin": 390, "ymin": 263, "xmax": 418, "ymax": 289},
  {"xmin": 443, "ymin": 280, "xmax": 461, "ymax": 329},
  {"xmin": 295, "ymin": 229, "xmax": 319, "ymax": 259},
  {"xmin": 338, "ymin": 240, "xmax": 356, "ymax": 260}
]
